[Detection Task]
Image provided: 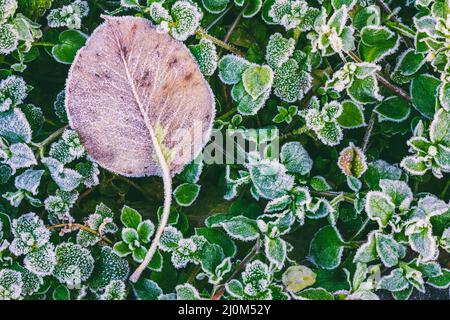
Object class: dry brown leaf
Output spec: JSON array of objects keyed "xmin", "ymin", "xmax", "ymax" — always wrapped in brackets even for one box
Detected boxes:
[
  {"xmin": 65, "ymin": 15, "xmax": 215, "ymax": 282},
  {"xmin": 65, "ymin": 15, "xmax": 215, "ymax": 178}
]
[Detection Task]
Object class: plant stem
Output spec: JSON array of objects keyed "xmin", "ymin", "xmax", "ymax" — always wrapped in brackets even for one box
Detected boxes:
[
  {"xmin": 350, "ymin": 218, "xmax": 370, "ymax": 241},
  {"xmin": 196, "ymin": 27, "xmax": 245, "ymax": 57},
  {"xmin": 440, "ymin": 179, "xmax": 450, "ymax": 200},
  {"xmin": 33, "ymin": 42, "xmax": 55, "ymax": 47},
  {"xmin": 211, "ymin": 240, "xmax": 260, "ymax": 300},
  {"xmin": 216, "ymin": 106, "xmax": 237, "ymax": 121},
  {"xmin": 376, "ymin": 0, "xmax": 414, "ymax": 47},
  {"xmin": 129, "ymin": 155, "xmax": 172, "ymax": 283},
  {"xmin": 224, "ymin": 11, "xmax": 243, "ymax": 44},
  {"xmin": 362, "ymin": 111, "xmax": 377, "ymax": 152},
  {"xmin": 347, "ymin": 52, "xmax": 412, "ymax": 102},
  {"xmin": 34, "ymin": 125, "xmax": 68, "ymax": 149},
  {"xmin": 205, "ymin": 4, "xmax": 234, "ymax": 32},
  {"xmin": 48, "ymin": 223, "xmax": 113, "ymax": 245},
  {"xmin": 32, "ymin": 125, "xmax": 68, "ymax": 159},
  {"xmin": 311, "ymin": 190, "xmax": 355, "ymax": 203}
]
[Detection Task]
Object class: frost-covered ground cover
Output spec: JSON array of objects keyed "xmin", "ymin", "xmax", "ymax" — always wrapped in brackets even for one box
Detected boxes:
[{"xmin": 0, "ymin": 0, "xmax": 449, "ymax": 300}]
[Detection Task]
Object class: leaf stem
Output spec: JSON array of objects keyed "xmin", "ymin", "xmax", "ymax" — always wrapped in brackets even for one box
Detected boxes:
[
  {"xmin": 440, "ymin": 179, "xmax": 450, "ymax": 200},
  {"xmin": 223, "ymin": 10, "xmax": 243, "ymax": 44},
  {"xmin": 347, "ymin": 52, "xmax": 412, "ymax": 102},
  {"xmin": 48, "ymin": 223, "xmax": 113, "ymax": 245},
  {"xmin": 196, "ymin": 27, "xmax": 245, "ymax": 57},
  {"xmin": 350, "ymin": 218, "xmax": 370, "ymax": 241},
  {"xmin": 362, "ymin": 111, "xmax": 377, "ymax": 152},
  {"xmin": 204, "ymin": 4, "xmax": 234, "ymax": 32},
  {"xmin": 129, "ymin": 136, "xmax": 173, "ymax": 283},
  {"xmin": 211, "ymin": 239, "xmax": 260, "ymax": 300},
  {"xmin": 34, "ymin": 125, "xmax": 69, "ymax": 149},
  {"xmin": 376, "ymin": 0, "xmax": 414, "ymax": 47}
]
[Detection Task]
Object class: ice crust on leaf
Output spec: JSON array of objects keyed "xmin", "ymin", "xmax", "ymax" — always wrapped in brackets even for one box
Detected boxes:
[
  {"xmin": 53, "ymin": 242, "xmax": 94, "ymax": 286},
  {"xmin": 65, "ymin": 16, "xmax": 215, "ymax": 178},
  {"xmin": 0, "ymin": 75, "xmax": 27, "ymax": 112}
]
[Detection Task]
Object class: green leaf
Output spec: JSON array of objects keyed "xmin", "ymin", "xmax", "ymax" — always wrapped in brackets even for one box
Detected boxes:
[
  {"xmin": 379, "ymin": 268, "xmax": 409, "ymax": 292},
  {"xmin": 410, "ymin": 74, "xmax": 440, "ymax": 118},
  {"xmin": 364, "ymin": 160, "xmax": 402, "ymax": 190},
  {"xmin": 310, "ymin": 176, "xmax": 331, "ymax": 192},
  {"xmin": 430, "ymin": 108, "xmax": 450, "ymax": 145},
  {"xmin": 132, "ymin": 246, "xmax": 148, "ymax": 263},
  {"xmin": 113, "ymin": 241, "xmax": 131, "ymax": 257},
  {"xmin": 309, "ymin": 226, "xmax": 345, "ymax": 270},
  {"xmin": 348, "ymin": 75, "xmax": 382, "ymax": 104},
  {"xmin": 199, "ymin": 242, "xmax": 224, "ymax": 275},
  {"xmin": 132, "ymin": 278, "xmax": 162, "ymax": 300},
  {"xmin": 427, "ymin": 268, "xmax": 450, "ymax": 289},
  {"xmin": 52, "ymin": 285, "xmax": 70, "ymax": 300},
  {"xmin": 331, "ymin": 0, "xmax": 356, "ymax": 9},
  {"xmin": 365, "ymin": 191, "xmax": 395, "ymax": 228},
  {"xmin": 176, "ymin": 283, "xmax": 201, "ymax": 300},
  {"xmin": 280, "ymin": 141, "xmax": 313, "ymax": 175},
  {"xmin": 293, "ymin": 287, "xmax": 334, "ymax": 300},
  {"xmin": 122, "ymin": 228, "xmax": 139, "ymax": 244},
  {"xmin": 201, "ymin": 0, "xmax": 230, "ymax": 14},
  {"xmin": 173, "ymin": 183, "xmax": 201, "ymax": 207},
  {"xmin": 242, "ymin": 0, "xmax": 263, "ymax": 18},
  {"xmin": 195, "ymin": 227, "xmax": 237, "ymax": 257},
  {"xmin": 337, "ymin": 100, "xmax": 365, "ymax": 129},
  {"xmin": 264, "ymin": 236, "xmax": 286, "ymax": 269},
  {"xmin": 359, "ymin": 26, "xmax": 399, "ymax": 63},
  {"xmin": 148, "ymin": 249, "xmax": 163, "ymax": 272},
  {"xmin": 375, "ymin": 233, "xmax": 405, "ymax": 268},
  {"xmin": 374, "ymin": 96, "xmax": 410, "ymax": 122},
  {"xmin": 242, "ymin": 65, "xmax": 273, "ymax": 99},
  {"xmin": 392, "ymin": 49, "xmax": 425, "ymax": 83},
  {"xmin": 225, "ymin": 279, "xmax": 244, "ymax": 298},
  {"xmin": 137, "ymin": 220, "xmax": 155, "ymax": 244},
  {"xmin": 221, "ymin": 216, "xmax": 260, "ymax": 241},
  {"xmin": 218, "ymin": 54, "xmax": 251, "ymax": 85},
  {"xmin": 52, "ymin": 30, "xmax": 87, "ymax": 64},
  {"xmin": 120, "ymin": 205, "xmax": 142, "ymax": 229},
  {"xmin": 352, "ymin": 5, "xmax": 380, "ymax": 30},
  {"xmin": 0, "ymin": 109, "xmax": 32, "ymax": 143}
]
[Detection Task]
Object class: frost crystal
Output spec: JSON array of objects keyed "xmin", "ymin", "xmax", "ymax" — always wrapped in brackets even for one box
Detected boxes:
[
  {"xmin": 266, "ymin": 33, "xmax": 295, "ymax": 69},
  {"xmin": 0, "ymin": 75, "xmax": 27, "ymax": 112},
  {"xmin": 24, "ymin": 244, "xmax": 56, "ymax": 276},
  {"xmin": 169, "ymin": 1, "xmax": 203, "ymax": 41},
  {"xmin": 273, "ymin": 58, "xmax": 312, "ymax": 103},
  {"xmin": 0, "ymin": 23, "xmax": 18, "ymax": 55},
  {"xmin": 308, "ymin": 6, "xmax": 355, "ymax": 57},
  {"xmin": 189, "ymin": 39, "xmax": 218, "ymax": 76},
  {"xmin": 49, "ymin": 129, "xmax": 85, "ymax": 165},
  {"xmin": 0, "ymin": 0, "xmax": 17, "ymax": 23},
  {"xmin": 268, "ymin": 0, "xmax": 318, "ymax": 31},
  {"xmin": 10, "ymin": 212, "xmax": 50, "ymax": 256},
  {"xmin": 53, "ymin": 242, "xmax": 94, "ymax": 286},
  {"xmin": 300, "ymin": 98, "xmax": 344, "ymax": 146},
  {"xmin": 0, "ymin": 140, "xmax": 36, "ymax": 174},
  {"xmin": 78, "ymin": 203, "xmax": 117, "ymax": 247},
  {"xmin": 47, "ymin": 0, "xmax": 89, "ymax": 29},
  {"xmin": 43, "ymin": 157, "xmax": 82, "ymax": 191},
  {"xmin": 247, "ymin": 157, "xmax": 294, "ymax": 200},
  {"xmin": 44, "ymin": 189, "xmax": 78, "ymax": 221},
  {"xmin": 100, "ymin": 280, "xmax": 126, "ymax": 300},
  {"xmin": 0, "ymin": 269, "xmax": 22, "ymax": 300}
]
